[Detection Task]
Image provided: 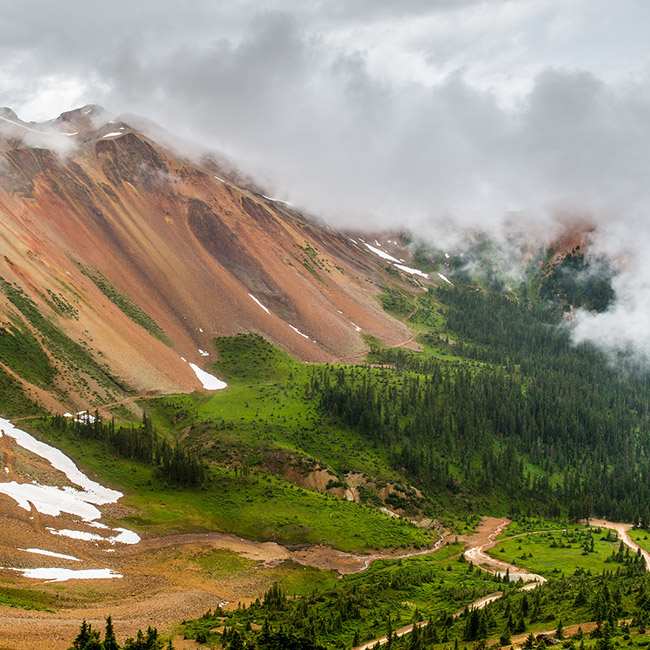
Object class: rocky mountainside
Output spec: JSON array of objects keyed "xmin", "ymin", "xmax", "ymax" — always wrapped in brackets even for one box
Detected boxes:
[{"xmin": 0, "ymin": 106, "xmax": 432, "ymax": 413}]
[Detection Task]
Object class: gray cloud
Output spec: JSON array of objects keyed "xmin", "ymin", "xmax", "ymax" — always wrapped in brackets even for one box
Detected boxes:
[{"xmin": 3, "ymin": 2, "xmax": 650, "ymax": 359}]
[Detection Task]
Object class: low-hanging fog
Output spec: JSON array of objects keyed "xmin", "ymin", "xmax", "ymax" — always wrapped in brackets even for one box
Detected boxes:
[{"xmin": 3, "ymin": 0, "xmax": 650, "ymax": 358}]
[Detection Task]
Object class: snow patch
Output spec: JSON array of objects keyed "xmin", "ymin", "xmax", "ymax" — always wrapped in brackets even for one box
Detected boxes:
[
  {"xmin": 394, "ymin": 264, "xmax": 429, "ymax": 279},
  {"xmin": 289, "ymin": 324, "xmax": 310, "ymax": 339},
  {"xmin": 362, "ymin": 243, "xmax": 401, "ymax": 264},
  {"xmin": 102, "ymin": 132, "xmax": 123, "ymax": 138},
  {"xmin": 198, "ymin": 348, "xmax": 209, "ymax": 357},
  {"xmin": 214, "ymin": 176, "xmax": 225, "ymax": 182},
  {"xmin": 47, "ymin": 528, "xmax": 103, "ymax": 542},
  {"xmin": 188, "ymin": 363, "xmax": 227, "ymax": 390},
  {"xmin": 0, "ymin": 418, "xmax": 119, "ymax": 502},
  {"xmin": 437, "ymin": 273, "xmax": 453, "ymax": 285},
  {"xmin": 262, "ymin": 194, "xmax": 293, "ymax": 206},
  {"xmin": 110, "ymin": 527, "xmax": 141, "ymax": 545},
  {"xmin": 248, "ymin": 294, "xmax": 270, "ymax": 315},
  {"xmin": 20, "ymin": 548, "xmax": 81, "ymax": 562},
  {"xmin": 350, "ymin": 322, "xmax": 362, "ymax": 332},
  {"xmin": 4, "ymin": 567, "xmax": 122, "ymax": 582},
  {"xmin": 47, "ymin": 526, "xmax": 139, "ymax": 545},
  {"xmin": 0, "ymin": 482, "xmax": 103, "ymax": 520}
]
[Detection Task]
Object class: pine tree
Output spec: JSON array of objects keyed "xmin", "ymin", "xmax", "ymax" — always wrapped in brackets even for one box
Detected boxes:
[
  {"xmin": 70, "ymin": 620, "xmax": 92, "ymax": 650},
  {"xmin": 103, "ymin": 616, "xmax": 119, "ymax": 650},
  {"xmin": 228, "ymin": 630, "xmax": 244, "ymax": 650}
]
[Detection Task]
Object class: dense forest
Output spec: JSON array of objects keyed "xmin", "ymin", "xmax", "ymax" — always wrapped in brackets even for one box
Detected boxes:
[
  {"xmin": 47, "ymin": 412, "xmax": 207, "ymax": 487},
  {"xmin": 315, "ymin": 282, "xmax": 650, "ymax": 523}
]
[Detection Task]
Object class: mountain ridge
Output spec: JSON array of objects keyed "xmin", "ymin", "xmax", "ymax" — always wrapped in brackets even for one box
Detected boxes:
[{"xmin": 0, "ymin": 105, "xmax": 434, "ymax": 413}]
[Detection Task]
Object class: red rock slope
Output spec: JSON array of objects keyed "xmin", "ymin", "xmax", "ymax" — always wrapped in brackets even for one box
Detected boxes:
[{"xmin": 0, "ymin": 106, "xmax": 422, "ymax": 411}]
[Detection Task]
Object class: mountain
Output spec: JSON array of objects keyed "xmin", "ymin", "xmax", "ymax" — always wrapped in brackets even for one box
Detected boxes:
[
  {"xmin": 0, "ymin": 105, "xmax": 434, "ymax": 413},
  {"xmin": 1, "ymin": 106, "xmax": 647, "ymax": 650}
]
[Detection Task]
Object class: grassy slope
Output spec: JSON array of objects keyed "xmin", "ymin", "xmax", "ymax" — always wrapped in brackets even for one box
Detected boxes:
[
  {"xmin": 488, "ymin": 527, "xmax": 623, "ymax": 577},
  {"xmin": 31, "ymin": 414, "xmax": 433, "ymax": 553}
]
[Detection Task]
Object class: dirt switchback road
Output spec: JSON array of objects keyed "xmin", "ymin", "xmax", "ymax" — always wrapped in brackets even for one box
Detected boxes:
[
  {"xmin": 354, "ymin": 517, "xmax": 545, "ymax": 650},
  {"xmin": 590, "ymin": 519, "xmax": 650, "ymax": 570}
]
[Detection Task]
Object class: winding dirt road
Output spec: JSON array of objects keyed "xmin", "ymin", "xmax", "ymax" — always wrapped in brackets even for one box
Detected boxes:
[
  {"xmin": 463, "ymin": 518, "xmax": 546, "ymax": 584},
  {"xmin": 354, "ymin": 516, "xmax": 650, "ymax": 650},
  {"xmin": 590, "ymin": 519, "xmax": 650, "ymax": 571},
  {"xmin": 1, "ymin": 516, "xmax": 646, "ymax": 650},
  {"xmin": 353, "ymin": 518, "xmax": 543, "ymax": 650}
]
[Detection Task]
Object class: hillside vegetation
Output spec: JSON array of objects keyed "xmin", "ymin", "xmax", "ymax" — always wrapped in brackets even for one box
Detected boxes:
[{"xmin": 20, "ymin": 252, "xmax": 650, "ymax": 549}]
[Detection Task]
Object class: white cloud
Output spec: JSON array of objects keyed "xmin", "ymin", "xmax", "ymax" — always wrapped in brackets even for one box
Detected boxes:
[{"xmin": 3, "ymin": 1, "xmax": 650, "ymax": 358}]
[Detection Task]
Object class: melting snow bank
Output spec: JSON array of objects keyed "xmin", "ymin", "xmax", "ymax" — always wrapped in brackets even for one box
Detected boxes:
[
  {"xmin": 0, "ymin": 418, "xmax": 120, "ymax": 505},
  {"xmin": 289, "ymin": 324, "xmax": 310, "ymax": 339},
  {"xmin": 47, "ymin": 526, "xmax": 141, "ymax": 545},
  {"xmin": 363, "ymin": 242, "xmax": 401, "ymax": 264},
  {"xmin": 188, "ymin": 362, "xmax": 227, "ymax": 390},
  {"xmin": 248, "ymin": 293, "xmax": 271, "ymax": 315},
  {"xmin": 19, "ymin": 548, "xmax": 81, "ymax": 562},
  {"xmin": 0, "ymin": 481, "xmax": 103, "ymax": 520},
  {"xmin": 0, "ymin": 418, "xmax": 140, "ymax": 546},
  {"xmin": 3, "ymin": 567, "xmax": 122, "ymax": 582},
  {"xmin": 110, "ymin": 527, "xmax": 141, "ymax": 544},
  {"xmin": 362, "ymin": 243, "xmax": 431, "ymax": 280},
  {"xmin": 394, "ymin": 264, "xmax": 429, "ymax": 279},
  {"xmin": 437, "ymin": 273, "xmax": 453, "ymax": 285}
]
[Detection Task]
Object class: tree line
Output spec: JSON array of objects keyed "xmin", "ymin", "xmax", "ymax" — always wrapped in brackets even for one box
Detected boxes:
[
  {"xmin": 50, "ymin": 412, "xmax": 207, "ymax": 487},
  {"xmin": 313, "ymin": 284, "xmax": 650, "ymax": 523}
]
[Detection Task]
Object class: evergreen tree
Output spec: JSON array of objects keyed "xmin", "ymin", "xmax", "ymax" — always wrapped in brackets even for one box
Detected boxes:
[{"xmin": 103, "ymin": 616, "xmax": 119, "ymax": 650}]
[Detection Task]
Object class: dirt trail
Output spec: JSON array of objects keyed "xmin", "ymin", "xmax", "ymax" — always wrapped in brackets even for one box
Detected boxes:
[
  {"xmin": 462, "ymin": 517, "xmax": 546, "ymax": 584},
  {"xmin": 354, "ymin": 517, "xmax": 545, "ymax": 650},
  {"xmin": 590, "ymin": 519, "xmax": 650, "ymax": 570},
  {"xmin": 333, "ymin": 295, "xmax": 421, "ymax": 363},
  {"xmin": 354, "ymin": 518, "xmax": 650, "ymax": 650}
]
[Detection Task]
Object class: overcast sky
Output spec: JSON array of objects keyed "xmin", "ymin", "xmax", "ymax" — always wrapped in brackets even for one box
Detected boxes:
[{"xmin": 3, "ymin": 0, "xmax": 650, "ymax": 358}]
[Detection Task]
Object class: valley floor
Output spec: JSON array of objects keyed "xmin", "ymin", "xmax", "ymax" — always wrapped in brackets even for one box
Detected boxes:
[{"xmin": 0, "ymin": 516, "xmax": 643, "ymax": 650}]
